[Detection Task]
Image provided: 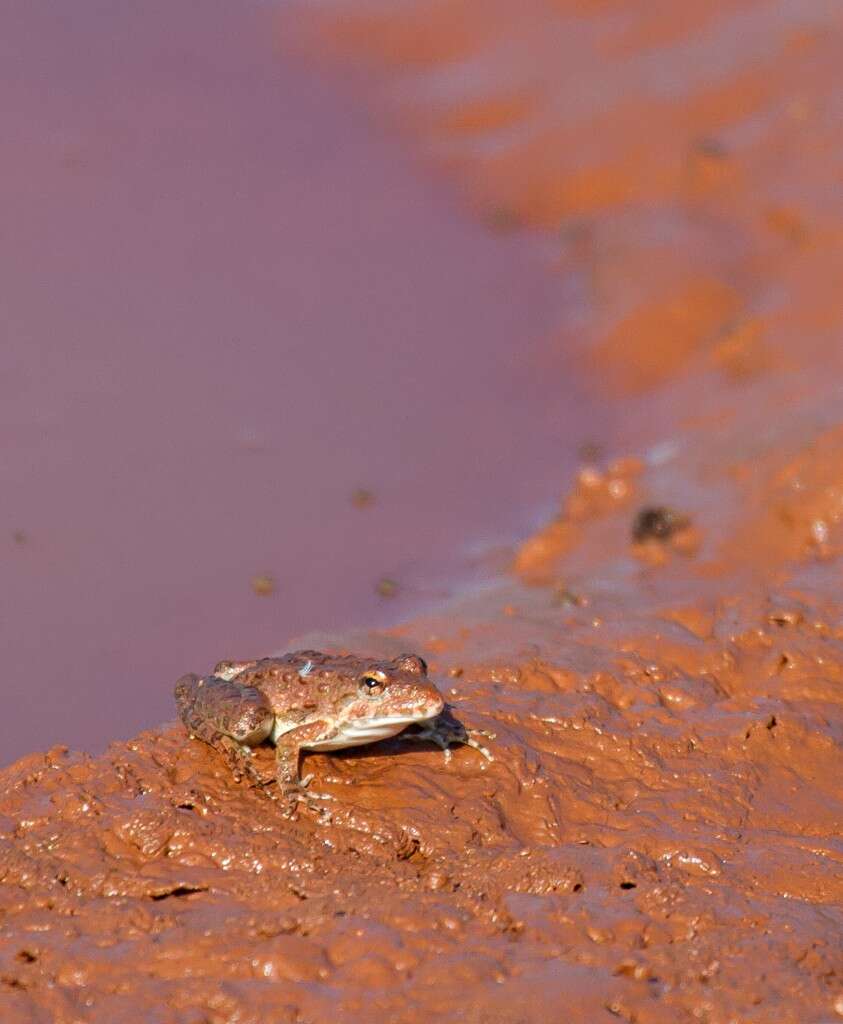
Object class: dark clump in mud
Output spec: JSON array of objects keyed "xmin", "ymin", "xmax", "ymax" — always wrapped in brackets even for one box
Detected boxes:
[{"xmin": 631, "ymin": 506, "xmax": 690, "ymax": 543}]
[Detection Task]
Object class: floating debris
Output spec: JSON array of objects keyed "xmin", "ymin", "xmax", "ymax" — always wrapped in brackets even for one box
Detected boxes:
[
  {"xmin": 692, "ymin": 136, "xmax": 728, "ymax": 159},
  {"xmin": 375, "ymin": 577, "xmax": 399, "ymax": 598},
  {"xmin": 578, "ymin": 441, "xmax": 603, "ymax": 464},
  {"xmin": 351, "ymin": 488, "xmax": 375, "ymax": 508},
  {"xmin": 552, "ymin": 585, "xmax": 587, "ymax": 608},
  {"xmin": 250, "ymin": 574, "xmax": 276, "ymax": 597}
]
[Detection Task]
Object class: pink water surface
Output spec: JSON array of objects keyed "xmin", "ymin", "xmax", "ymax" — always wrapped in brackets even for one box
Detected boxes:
[{"xmin": 1, "ymin": 1, "xmax": 601, "ymax": 763}]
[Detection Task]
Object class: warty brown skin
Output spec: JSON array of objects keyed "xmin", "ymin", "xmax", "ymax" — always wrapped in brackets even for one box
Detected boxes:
[{"xmin": 175, "ymin": 650, "xmax": 451, "ymax": 814}]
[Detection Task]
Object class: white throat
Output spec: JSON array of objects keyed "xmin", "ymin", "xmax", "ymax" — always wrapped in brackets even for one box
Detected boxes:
[{"xmin": 271, "ymin": 712, "xmax": 430, "ymax": 751}]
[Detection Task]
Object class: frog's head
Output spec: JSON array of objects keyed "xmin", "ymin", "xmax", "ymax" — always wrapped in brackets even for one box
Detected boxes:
[
  {"xmin": 350, "ymin": 653, "xmax": 444, "ymax": 720},
  {"xmin": 280, "ymin": 650, "xmax": 445, "ymax": 749},
  {"xmin": 322, "ymin": 653, "xmax": 444, "ymax": 749}
]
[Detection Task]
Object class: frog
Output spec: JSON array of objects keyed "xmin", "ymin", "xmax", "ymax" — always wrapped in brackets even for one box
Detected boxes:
[{"xmin": 174, "ymin": 650, "xmax": 492, "ymax": 815}]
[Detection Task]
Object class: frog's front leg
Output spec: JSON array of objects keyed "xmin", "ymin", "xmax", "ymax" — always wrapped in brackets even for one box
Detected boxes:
[
  {"xmin": 274, "ymin": 720, "xmax": 336, "ymax": 817},
  {"xmin": 401, "ymin": 714, "xmax": 495, "ymax": 764},
  {"xmin": 174, "ymin": 672, "xmax": 274, "ymax": 789}
]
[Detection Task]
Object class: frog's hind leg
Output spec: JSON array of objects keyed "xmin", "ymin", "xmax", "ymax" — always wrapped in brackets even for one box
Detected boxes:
[{"xmin": 175, "ymin": 672, "xmax": 274, "ymax": 790}]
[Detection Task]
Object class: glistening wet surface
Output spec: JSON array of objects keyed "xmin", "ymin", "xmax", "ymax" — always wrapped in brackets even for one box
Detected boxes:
[{"xmin": 0, "ymin": 2, "xmax": 602, "ymax": 764}]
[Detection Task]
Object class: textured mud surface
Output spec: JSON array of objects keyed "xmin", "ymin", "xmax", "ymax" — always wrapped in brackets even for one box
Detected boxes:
[
  {"xmin": 4, "ymin": 1, "xmax": 843, "ymax": 1021},
  {"xmin": 3, "ymin": 577, "xmax": 843, "ymax": 1023}
]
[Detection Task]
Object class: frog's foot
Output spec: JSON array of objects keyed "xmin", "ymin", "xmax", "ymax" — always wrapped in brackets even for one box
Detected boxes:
[
  {"xmin": 401, "ymin": 715, "xmax": 495, "ymax": 764},
  {"xmin": 278, "ymin": 776, "xmax": 334, "ymax": 821},
  {"xmin": 218, "ymin": 736, "xmax": 273, "ymax": 790}
]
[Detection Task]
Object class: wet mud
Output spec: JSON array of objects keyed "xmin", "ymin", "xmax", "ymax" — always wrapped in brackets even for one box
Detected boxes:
[{"xmin": 4, "ymin": 1, "xmax": 843, "ymax": 1021}]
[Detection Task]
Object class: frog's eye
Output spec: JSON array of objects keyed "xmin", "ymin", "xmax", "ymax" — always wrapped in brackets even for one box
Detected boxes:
[{"xmin": 358, "ymin": 673, "xmax": 386, "ymax": 698}]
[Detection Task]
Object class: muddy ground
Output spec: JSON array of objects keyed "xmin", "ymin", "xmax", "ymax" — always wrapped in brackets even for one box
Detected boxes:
[{"xmin": 3, "ymin": 1, "xmax": 843, "ymax": 1021}]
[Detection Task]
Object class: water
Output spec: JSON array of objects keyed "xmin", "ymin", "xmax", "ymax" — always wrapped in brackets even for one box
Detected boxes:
[{"xmin": 0, "ymin": 0, "xmax": 604, "ymax": 763}]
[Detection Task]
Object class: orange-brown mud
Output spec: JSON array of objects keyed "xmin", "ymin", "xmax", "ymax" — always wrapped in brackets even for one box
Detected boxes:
[{"xmin": 3, "ymin": 1, "xmax": 843, "ymax": 1021}]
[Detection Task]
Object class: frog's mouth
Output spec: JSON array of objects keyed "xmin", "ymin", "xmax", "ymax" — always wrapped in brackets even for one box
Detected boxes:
[{"xmin": 303, "ymin": 712, "xmax": 433, "ymax": 752}]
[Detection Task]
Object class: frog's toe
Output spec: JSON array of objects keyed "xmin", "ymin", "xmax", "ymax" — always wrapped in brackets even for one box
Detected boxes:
[
  {"xmin": 301, "ymin": 789, "xmax": 333, "ymax": 804},
  {"xmin": 401, "ymin": 718, "xmax": 494, "ymax": 764},
  {"xmin": 463, "ymin": 731, "xmax": 495, "ymax": 763},
  {"xmin": 279, "ymin": 782, "xmax": 333, "ymax": 819},
  {"xmin": 470, "ymin": 728, "xmax": 497, "ymax": 741},
  {"xmin": 218, "ymin": 737, "xmax": 269, "ymax": 786}
]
